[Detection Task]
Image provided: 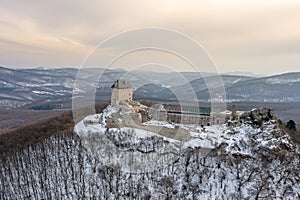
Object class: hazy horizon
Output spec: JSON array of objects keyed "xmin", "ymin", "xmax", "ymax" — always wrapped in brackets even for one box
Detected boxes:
[{"xmin": 2, "ymin": 64, "xmax": 300, "ymax": 77}]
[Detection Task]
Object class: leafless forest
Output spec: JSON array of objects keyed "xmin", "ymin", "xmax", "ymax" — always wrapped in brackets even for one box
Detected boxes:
[{"xmin": 0, "ymin": 109, "xmax": 65, "ymax": 134}]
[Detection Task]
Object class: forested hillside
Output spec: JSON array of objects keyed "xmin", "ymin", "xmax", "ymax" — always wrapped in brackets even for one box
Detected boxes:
[{"xmin": 1, "ymin": 110, "xmax": 300, "ymax": 199}]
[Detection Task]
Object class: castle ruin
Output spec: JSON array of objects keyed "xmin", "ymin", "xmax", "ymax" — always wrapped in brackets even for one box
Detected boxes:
[
  {"xmin": 111, "ymin": 79, "xmax": 133, "ymax": 105},
  {"xmin": 107, "ymin": 79, "xmax": 243, "ymax": 128}
]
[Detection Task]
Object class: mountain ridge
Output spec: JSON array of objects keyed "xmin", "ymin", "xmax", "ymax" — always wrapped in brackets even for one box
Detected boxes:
[{"xmin": 0, "ymin": 66, "xmax": 300, "ymax": 110}]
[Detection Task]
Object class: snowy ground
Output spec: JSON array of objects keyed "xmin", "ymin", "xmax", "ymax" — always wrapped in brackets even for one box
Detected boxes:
[
  {"xmin": 74, "ymin": 113, "xmax": 225, "ymax": 150},
  {"xmin": 73, "ymin": 106, "xmax": 227, "ymax": 173}
]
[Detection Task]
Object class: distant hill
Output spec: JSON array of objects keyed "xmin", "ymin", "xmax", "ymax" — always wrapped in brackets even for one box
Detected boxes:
[
  {"xmin": 136, "ymin": 73, "xmax": 300, "ymax": 103},
  {"xmin": 133, "ymin": 83, "xmax": 177, "ymax": 102},
  {"xmin": 222, "ymin": 72, "xmax": 300, "ymax": 102},
  {"xmin": 0, "ymin": 66, "xmax": 300, "ymax": 109},
  {"xmin": 222, "ymin": 71, "xmax": 262, "ymax": 77}
]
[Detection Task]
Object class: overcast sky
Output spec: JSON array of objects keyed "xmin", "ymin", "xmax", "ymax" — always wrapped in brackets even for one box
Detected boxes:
[{"xmin": 0, "ymin": 0, "xmax": 300, "ymax": 74}]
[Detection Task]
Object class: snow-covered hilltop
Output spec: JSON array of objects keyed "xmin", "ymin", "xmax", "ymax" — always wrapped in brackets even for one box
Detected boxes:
[
  {"xmin": 1, "ymin": 105, "xmax": 300, "ymax": 199},
  {"xmin": 74, "ymin": 104, "xmax": 225, "ymax": 173}
]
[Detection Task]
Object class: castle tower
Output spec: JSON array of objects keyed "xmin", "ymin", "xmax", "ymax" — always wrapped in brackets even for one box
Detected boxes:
[{"xmin": 111, "ymin": 79, "xmax": 133, "ymax": 105}]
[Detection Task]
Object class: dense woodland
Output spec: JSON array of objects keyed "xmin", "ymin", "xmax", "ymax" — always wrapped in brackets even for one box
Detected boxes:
[
  {"xmin": 0, "ymin": 111, "xmax": 74, "ymax": 158},
  {"xmin": 0, "ymin": 109, "xmax": 65, "ymax": 133}
]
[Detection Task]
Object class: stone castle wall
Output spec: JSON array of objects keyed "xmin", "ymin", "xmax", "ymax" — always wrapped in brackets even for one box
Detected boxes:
[
  {"xmin": 167, "ymin": 113, "xmax": 211, "ymax": 125},
  {"xmin": 111, "ymin": 88, "xmax": 132, "ymax": 105}
]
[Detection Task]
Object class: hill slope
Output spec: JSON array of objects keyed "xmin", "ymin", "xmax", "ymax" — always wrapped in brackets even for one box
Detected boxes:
[{"xmin": 1, "ymin": 109, "xmax": 300, "ymax": 199}]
